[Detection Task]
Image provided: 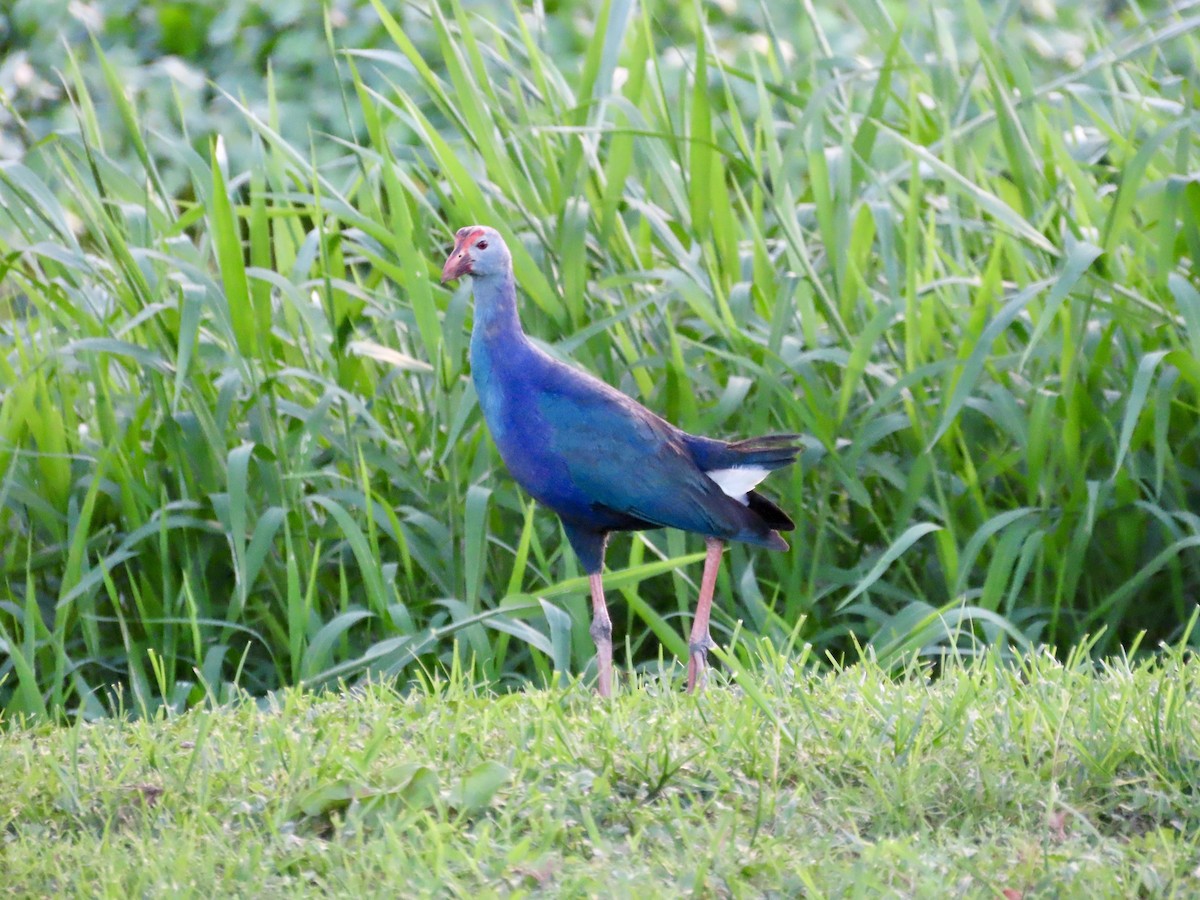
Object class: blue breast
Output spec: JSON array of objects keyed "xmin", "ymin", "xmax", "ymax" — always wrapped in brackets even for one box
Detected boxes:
[{"xmin": 471, "ymin": 334, "xmax": 609, "ymax": 526}]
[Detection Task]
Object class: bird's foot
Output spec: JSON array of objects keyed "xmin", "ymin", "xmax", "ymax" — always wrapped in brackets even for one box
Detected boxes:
[
  {"xmin": 590, "ymin": 616, "xmax": 614, "ymax": 699},
  {"xmin": 688, "ymin": 634, "xmax": 717, "ymax": 656},
  {"xmin": 686, "ymin": 634, "xmax": 716, "ymax": 694}
]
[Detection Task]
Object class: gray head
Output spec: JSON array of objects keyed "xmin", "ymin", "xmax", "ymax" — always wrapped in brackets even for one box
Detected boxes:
[{"xmin": 440, "ymin": 225, "xmax": 512, "ymax": 282}]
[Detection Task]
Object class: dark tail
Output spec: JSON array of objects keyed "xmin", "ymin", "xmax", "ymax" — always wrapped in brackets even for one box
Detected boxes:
[
  {"xmin": 683, "ymin": 432, "xmax": 800, "ymax": 551},
  {"xmin": 684, "ymin": 432, "xmax": 802, "ymax": 472},
  {"xmin": 747, "ymin": 490, "xmax": 794, "ymax": 532},
  {"xmin": 725, "ymin": 434, "xmax": 802, "ymax": 470}
]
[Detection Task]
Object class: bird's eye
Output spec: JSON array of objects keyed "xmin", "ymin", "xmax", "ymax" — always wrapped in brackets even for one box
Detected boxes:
[{"xmin": 477, "ymin": 240, "xmax": 489, "ymax": 250}]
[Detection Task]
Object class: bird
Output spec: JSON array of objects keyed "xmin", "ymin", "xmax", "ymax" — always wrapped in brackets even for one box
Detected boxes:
[{"xmin": 441, "ymin": 225, "xmax": 799, "ymax": 696}]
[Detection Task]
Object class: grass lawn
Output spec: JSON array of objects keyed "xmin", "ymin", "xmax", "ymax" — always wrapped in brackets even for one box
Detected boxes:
[
  {"xmin": 4, "ymin": 0, "xmax": 1200, "ymax": 720},
  {"xmin": 3, "ymin": 649, "xmax": 1199, "ymax": 897}
]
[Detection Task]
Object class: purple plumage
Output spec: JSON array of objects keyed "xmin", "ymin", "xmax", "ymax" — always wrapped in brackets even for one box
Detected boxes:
[{"xmin": 442, "ymin": 225, "xmax": 799, "ymax": 695}]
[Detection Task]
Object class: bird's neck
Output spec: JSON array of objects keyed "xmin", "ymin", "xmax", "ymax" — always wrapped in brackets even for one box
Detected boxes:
[{"xmin": 470, "ymin": 271, "xmax": 525, "ymax": 345}]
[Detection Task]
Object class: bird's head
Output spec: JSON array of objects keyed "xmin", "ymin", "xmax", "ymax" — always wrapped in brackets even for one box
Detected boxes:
[{"xmin": 441, "ymin": 225, "xmax": 509, "ymax": 283}]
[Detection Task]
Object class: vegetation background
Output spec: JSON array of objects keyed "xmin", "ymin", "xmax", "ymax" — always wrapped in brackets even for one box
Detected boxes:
[{"xmin": 2, "ymin": 0, "xmax": 1199, "ymax": 720}]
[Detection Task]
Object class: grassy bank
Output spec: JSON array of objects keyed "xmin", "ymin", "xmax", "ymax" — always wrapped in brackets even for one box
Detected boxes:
[{"xmin": 3, "ymin": 650, "xmax": 1199, "ymax": 896}]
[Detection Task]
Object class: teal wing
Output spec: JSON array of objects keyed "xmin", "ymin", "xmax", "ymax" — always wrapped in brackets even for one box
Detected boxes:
[{"xmin": 534, "ymin": 372, "xmax": 755, "ymax": 539}]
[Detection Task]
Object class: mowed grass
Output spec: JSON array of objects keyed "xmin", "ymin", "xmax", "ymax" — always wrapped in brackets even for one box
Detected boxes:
[
  {"xmin": 3, "ymin": 649, "xmax": 1200, "ymax": 897},
  {"xmin": 2, "ymin": 0, "xmax": 1200, "ymax": 717}
]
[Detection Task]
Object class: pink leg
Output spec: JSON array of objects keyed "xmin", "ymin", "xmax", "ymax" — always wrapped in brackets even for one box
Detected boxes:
[
  {"xmin": 589, "ymin": 572, "xmax": 613, "ymax": 698},
  {"xmin": 686, "ymin": 538, "xmax": 724, "ymax": 693}
]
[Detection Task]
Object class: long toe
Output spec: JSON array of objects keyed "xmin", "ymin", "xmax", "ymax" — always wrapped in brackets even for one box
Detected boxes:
[
  {"xmin": 594, "ymin": 640, "xmax": 613, "ymax": 698},
  {"xmin": 588, "ymin": 573, "xmax": 614, "ymax": 698},
  {"xmin": 686, "ymin": 634, "xmax": 715, "ymax": 693},
  {"xmin": 591, "ymin": 628, "xmax": 613, "ymax": 698}
]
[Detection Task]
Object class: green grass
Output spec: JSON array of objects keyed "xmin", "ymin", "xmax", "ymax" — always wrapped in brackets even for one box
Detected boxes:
[
  {"xmin": 3, "ymin": 649, "xmax": 1199, "ymax": 896},
  {"xmin": 2, "ymin": 0, "xmax": 1200, "ymax": 718}
]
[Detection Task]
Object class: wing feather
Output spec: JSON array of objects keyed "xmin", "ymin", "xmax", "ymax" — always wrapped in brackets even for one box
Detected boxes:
[{"xmin": 536, "ymin": 375, "xmax": 750, "ymax": 538}]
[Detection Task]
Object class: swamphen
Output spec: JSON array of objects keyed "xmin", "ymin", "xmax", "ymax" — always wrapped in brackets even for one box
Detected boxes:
[{"xmin": 441, "ymin": 225, "xmax": 799, "ymax": 696}]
